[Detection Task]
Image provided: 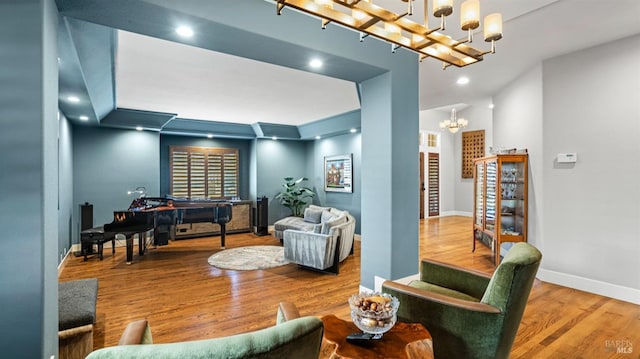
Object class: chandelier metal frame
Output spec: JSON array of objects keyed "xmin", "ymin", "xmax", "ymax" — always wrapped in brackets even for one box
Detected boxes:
[
  {"xmin": 440, "ymin": 108, "xmax": 468, "ymax": 133},
  {"xmin": 275, "ymin": 0, "xmax": 503, "ymax": 68}
]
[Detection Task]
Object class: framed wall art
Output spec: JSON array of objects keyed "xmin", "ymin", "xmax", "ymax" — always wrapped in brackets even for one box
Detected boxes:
[{"xmin": 324, "ymin": 154, "xmax": 353, "ymax": 193}]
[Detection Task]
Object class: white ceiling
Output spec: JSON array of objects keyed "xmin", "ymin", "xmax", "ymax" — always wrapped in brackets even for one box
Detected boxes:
[
  {"xmin": 114, "ymin": 0, "xmax": 640, "ymax": 126},
  {"xmin": 116, "ymin": 30, "xmax": 360, "ymax": 125}
]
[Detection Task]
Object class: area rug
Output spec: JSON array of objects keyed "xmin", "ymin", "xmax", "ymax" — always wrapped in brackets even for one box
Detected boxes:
[{"xmin": 207, "ymin": 245, "xmax": 289, "ymax": 270}]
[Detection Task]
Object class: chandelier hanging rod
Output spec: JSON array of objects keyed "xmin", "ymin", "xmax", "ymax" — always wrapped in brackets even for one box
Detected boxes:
[{"xmin": 275, "ymin": 0, "xmax": 503, "ymax": 68}]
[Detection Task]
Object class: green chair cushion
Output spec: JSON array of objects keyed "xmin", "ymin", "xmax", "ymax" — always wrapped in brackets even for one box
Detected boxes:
[
  {"xmin": 86, "ymin": 316, "xmax": 323, "ymax": 359},
  {"xmin": 408, "ymin": 280, "xmax": 480, "ymax": 302}
]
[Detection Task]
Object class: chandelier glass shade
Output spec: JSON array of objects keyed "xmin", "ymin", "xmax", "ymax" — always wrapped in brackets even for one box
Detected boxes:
[
  {"xmin": 440, "ymin": 108, "xmax": 468, "ymax": 133},
  {"xmin": 275, "ymin": 0, "xmax": 503, "ymax": 68}
]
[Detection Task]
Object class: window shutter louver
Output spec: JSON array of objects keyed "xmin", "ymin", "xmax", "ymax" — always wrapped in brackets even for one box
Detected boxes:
[
  {"xmin": 428, "ymin": 153, "xmax": 440, "ymax": 217},
  {"xmin": 223, "ymin": 153, "xmax": 238, "ymax": 197},
  {"xmin": 190, "ymin": 152, "xmax": 206, "ymax": 199},
  {"xmin": 170, "ymin": 150, "xmax": 190, "ymax": 198},
  {"xmin": 170, "ymin": 146, "xmax": 239, "ymax": 200},
  {"xmin": 208, "ymin": 153, "xmax": 223, "ymax": 199}
]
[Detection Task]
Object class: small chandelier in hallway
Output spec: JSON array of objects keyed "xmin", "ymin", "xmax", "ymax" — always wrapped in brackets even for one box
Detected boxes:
[{"xmin": 439, "ymin": 108, "xmax": 467, "ymax": 133}]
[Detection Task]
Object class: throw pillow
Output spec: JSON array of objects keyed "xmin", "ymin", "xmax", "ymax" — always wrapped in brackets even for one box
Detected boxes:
[
  {"xmin": 321, "ymin": 215, "xmax": 347, "ymax": 235},
  {"xmin": 320, "ymin": 210, "xmax": 336, "ymax": 224},
  {"xmin": 309, "ymin": 204, "xmax": 331, "ymax": 212},
  {"xmin": 303, "ymin": 207, "xmax": 323, "ymax": 224}
]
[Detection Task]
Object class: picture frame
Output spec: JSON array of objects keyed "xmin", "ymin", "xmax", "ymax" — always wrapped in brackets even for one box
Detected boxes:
[{"xmin": 324, "ymin": 154, "xmax": 353, "ymax": 193}]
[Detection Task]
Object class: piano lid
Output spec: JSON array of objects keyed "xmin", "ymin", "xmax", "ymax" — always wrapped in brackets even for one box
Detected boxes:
[{"xmin": 128, "ymin": 196, "xmax": 230, "ymax": 211}]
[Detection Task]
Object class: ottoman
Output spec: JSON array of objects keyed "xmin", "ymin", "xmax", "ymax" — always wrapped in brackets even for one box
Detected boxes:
[{"xmin": 59, "ymin": 278, "xmax": 98, "ymax": 359}]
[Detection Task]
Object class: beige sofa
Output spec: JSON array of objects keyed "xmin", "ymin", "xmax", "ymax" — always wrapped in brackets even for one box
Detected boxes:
[{"xmin": 274, "ymin": 205, "xmax": 356, "ymax": 274}]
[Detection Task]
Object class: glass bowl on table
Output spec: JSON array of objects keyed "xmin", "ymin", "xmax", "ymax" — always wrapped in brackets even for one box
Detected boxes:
[{"xmin": 348, "ymin": 292, "xmax": 399, "ymax": 338}]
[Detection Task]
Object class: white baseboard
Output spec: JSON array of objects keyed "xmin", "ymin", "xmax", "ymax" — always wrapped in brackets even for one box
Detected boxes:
[
  {"xmin": 57, "ymin": 236, "xmax": 131, "ymax": 276},
  {"xmin": 538, "ymin": 268, "xmax": 640, "ymax": 305},
  {"xmin": 371, "ymin": 273, "xmax": 420, "ymax": 293},
  {"xmin": 57, "ymin": 244, "xmax": 81, "ymax": 277},
  {"xmin": 369, "ymin": 268, "xmax": 640, "ymax": 305},
  {"xmin": 360, "ymin": 284, "xmax": 373, "ymax": 293},
  {"xmin": 435, "ymin": 211, "xmax": 472, "ymax": 218}
]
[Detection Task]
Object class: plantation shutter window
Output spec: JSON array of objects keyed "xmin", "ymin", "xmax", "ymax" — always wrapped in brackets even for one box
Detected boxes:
[
  {"xmin": 223, "ymin": 153, "xmax": 238, "ymax": 198},
  {"xmin": 207, "ymin": 153, "xmax": 223, "ymax": 198},
  {"xmin": 428, "ymin": 152, "xmax": 440, "ymax": 217},
  {"xmin": 171, "ymin": 149, "xmax": 189, "ymax": 198},
  {"xmin": 170, "ymin": 146, "xmax": 239, "ymax": 199}
]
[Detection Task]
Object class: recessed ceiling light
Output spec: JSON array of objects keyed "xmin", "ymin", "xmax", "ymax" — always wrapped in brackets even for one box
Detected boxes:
[
  {"xmin": 67, "ymin": 96, "xmax": 80, "ymax": 103},
  {"xmin": 309, "ymin": 59, "xmax": 323, "ymax": 69},
  {"xmin": 136, "ymin": 126, "xmax": 143, "ymax": 131},
  {"xmin": 488, "ymin": 103, "xmax": 495, "ymax": 109},
  {"xmin": 350, "ymin": 128, "xmax": 357, "ymax": 133},
  {"xmin": 207, "ymin": 133, "xmax": 214, "ymax": 138},
  {"xmin": 456, "ymin": 77, "xmax": 470, "ymax": 85},
  {"xmin": 176, "ymin": 26, "xmax": 194, "ymax": 38},
  {"xmin": 272, "ymin": 136, "xmax": 278, "ymax": 140},
  {"xmin": 79, "ymin": 115, "xmax": 89, "ymax": 121},
  {"xmin": 315, "ymin": 135, "xmax": 321, "ymax": 140}
]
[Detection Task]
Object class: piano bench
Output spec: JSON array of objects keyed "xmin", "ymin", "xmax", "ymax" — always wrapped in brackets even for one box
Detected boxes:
[{"xmin": 80, "ymin": 226, "xmax": 116, "ymax": 261}]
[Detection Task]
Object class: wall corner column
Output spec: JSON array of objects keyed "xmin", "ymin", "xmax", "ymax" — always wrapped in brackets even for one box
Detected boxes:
[
  {"xmin": 360, "ymin": 65, "xmax": 420, "ymax": 289},
  {"xmin": 0, "ymin": 0, "xmax": 59, "ymax": 357}
]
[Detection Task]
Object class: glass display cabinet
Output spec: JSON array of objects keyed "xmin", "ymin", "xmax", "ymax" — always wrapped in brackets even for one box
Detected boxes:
[{"xmin": 473, "ymin": 154, "xmax": 528, "ymax": 265}]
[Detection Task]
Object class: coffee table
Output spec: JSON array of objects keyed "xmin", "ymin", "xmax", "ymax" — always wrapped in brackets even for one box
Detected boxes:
[{"xmin": 320, "ymin": 315, "xmax": 433, "ymax": 359}]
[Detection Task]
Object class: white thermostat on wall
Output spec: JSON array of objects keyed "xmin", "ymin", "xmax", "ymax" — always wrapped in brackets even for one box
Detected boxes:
[{"xmin": 557, "ymin": 153, "xmax": 577, "ymax": 163}]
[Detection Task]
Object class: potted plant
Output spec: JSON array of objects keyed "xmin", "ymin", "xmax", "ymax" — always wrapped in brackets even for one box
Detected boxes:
[{"xmin": 275, "ymin": 177, "xmax": 315, "ymax": 217}]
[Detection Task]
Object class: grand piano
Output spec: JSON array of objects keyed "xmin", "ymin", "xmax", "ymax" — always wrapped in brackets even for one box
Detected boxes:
[{"xmin": 103, "ymin": 196, "xmax": 232, "ymax": 263}]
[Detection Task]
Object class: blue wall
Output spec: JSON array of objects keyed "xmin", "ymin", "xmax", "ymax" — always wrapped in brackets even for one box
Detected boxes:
[
  {"xmin": 360, "ymin": 68, "xmax": 419, "ymax": 288},
  {"xmin": 0, "ymin": 0, "xmax": 59, "ymax": 356},
  {"xmin": 159, "ymin": 135, "xmax": 252, "ymax": 199},
  {"xmin": 306, "ymin": 133, "xmax": 362, "ymax": 233},
  {"xmin": 255, "ymin": 139, "xmax": 309, "ymax": 223},
  {"xmin": 58, "ymin": 112, "xmax": 75, "ymax": 262},
  {"xmin": 73, "ymin": 126, "xmax": 160, "ymax": 240},
  {"xmin": 72, "ymin": 130, "xmax": 362, "ymax": 241}
]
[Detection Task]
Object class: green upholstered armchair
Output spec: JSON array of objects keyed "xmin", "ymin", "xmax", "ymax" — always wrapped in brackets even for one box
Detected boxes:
[
  {"xmin": 382, "ymin": 242, "xmax": 542, "ymax": 359},
  {"xmin": 85, "ymin": 302, "xmax": 323, "ymax": 359}
]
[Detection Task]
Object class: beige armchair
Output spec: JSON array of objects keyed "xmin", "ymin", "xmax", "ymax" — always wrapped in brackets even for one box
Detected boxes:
[{"xmin": 283, "ymin": 211, "xmax": 355, "ymax": 274}]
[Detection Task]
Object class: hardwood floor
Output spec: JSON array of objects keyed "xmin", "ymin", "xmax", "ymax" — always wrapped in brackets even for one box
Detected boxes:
[{"xmin": 59, "ymin": 216, "xmax": 640, "ymax": 358}]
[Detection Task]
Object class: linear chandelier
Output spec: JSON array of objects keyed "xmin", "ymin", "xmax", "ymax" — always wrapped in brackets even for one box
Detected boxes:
[
  {"xmin": 440, "ymin": 108, "xmax": 467, "ymax": 133},
  {"xmin": 275, "ymin": 0, "xmax": 503, "ymax": 68}
]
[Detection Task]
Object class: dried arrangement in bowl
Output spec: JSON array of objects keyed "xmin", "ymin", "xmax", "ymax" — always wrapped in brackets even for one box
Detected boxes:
[{"xmin": 349, "ymin": 292, "xmax": 399, "ymax": 335}]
